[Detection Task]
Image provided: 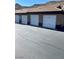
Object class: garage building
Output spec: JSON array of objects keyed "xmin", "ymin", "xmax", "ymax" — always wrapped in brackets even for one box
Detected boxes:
[{"xmin": 15, "ymin": 1, "xmax": 64, "ymax": 31}]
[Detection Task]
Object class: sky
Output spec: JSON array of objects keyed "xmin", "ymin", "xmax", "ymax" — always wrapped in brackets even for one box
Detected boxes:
[{"xmin": 16, "ymin": 0, "xmax": 61, "ymax": 6}]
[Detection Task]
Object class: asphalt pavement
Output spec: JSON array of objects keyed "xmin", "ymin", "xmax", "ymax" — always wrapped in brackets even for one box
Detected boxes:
[{"xmin": 15, "ymin": 24, "xmax": 64, "ymax": 59}]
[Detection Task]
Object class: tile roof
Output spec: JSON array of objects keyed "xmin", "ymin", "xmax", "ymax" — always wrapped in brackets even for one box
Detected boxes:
[{"xmin": 15, "ymin": 1, "xmax": 64, "ymax": 13}]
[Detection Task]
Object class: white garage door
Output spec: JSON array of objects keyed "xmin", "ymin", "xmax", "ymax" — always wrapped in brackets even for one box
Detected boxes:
[
  {"xmin": 30, "ymin": 15, "xmax": 39, "ymax": 26},
  {"xmin": 43, "ymin": 15, "xmax": 56, "ymax": 29},
  {"xmin": 22, "ymin": 15, "xmax": 28, "ymax": 24},
  {"xmin": 15, "ymin": 15, "xmax": 20, "ymax": 23}
]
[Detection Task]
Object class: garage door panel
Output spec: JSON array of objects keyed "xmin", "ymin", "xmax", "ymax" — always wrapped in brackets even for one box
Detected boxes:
[
  {"xmin": 15, "ymin": 15, "xmax": 20, "ymax": 23},
  {"xmin": 30, "ymin": 15, "xmax": 39, "ymax": 26},
  {"xmin": 43, "ymin": 15, "xmax": 56, "ymax": 29},
  {"xmin": 22, "ymin": 15, "xmax": 27, "ymax": 24}
]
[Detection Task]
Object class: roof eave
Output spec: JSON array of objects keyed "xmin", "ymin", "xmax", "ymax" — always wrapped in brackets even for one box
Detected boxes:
[{"xmin": 15, "ymin": 11, "xmax": 64, "ymax": 15}]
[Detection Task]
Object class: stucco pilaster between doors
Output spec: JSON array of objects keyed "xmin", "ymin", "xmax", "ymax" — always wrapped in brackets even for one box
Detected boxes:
[
  {"xmin": 19, "ymin": 15, "xmax": 22, "ymax": 24},
  {"xmin": 27, "ymin": 14, "xmax": 31, "ymax": 25},
  {"xmin": 39, "ymin": 14, "xmax": 43, "ymax": 27}
]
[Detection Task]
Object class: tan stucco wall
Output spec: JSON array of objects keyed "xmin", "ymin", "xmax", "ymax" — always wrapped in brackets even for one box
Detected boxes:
[{"xmin": 56, "ymin": 14, "xmax": 64, "ymax": 25}]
